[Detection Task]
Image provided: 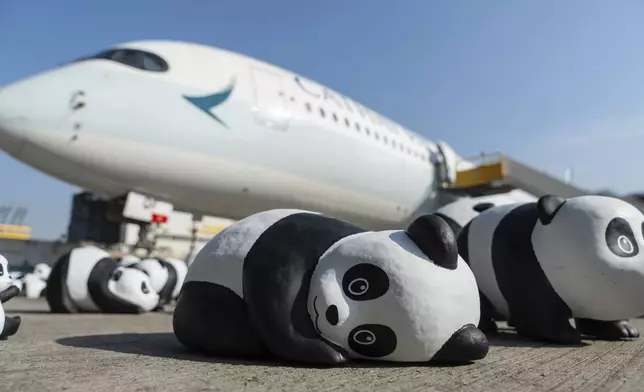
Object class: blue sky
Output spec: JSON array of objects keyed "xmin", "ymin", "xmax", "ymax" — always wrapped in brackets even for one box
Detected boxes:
[{"xmin": 1, "ymin": 0, "xmax": 643, "ymax": 239}]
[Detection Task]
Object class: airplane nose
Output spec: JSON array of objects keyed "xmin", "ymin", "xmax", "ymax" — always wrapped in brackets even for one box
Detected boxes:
[{"xmin": 0, "ymin": 85, "xmax": 28, "ymax": 157}]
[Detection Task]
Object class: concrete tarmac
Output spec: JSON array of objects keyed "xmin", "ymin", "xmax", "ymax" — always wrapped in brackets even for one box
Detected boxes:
[{"xmin": 2, "ymin": 297, "xmax": 644, "ymax": 392}]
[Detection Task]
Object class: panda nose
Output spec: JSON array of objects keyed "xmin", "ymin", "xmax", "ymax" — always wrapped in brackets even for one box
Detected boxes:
[
  {"xmin": 325, "ymin": 305, "xmax": 339, "ymax": 325},
  {"xmin": 432, "ymin": 324, "xmax": 489, "ymax": 363}
]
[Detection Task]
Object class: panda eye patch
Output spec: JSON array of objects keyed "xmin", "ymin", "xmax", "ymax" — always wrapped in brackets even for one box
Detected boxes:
[
  {"xmin": 141, "ymin": 282, "xmax": 150, "ymax": 294},
  {"xmin": 348, "ymin": 324, "xmax": 397, "ymax": 358},
  {"xmin": 606, "ymin": 218, "xmax": 639, "ymax": 258},
  {"xmin": 342, "ymin": 263, "xmax": 389, "ymax": 301},
  {"xmin": 112, "ymin": 270, "xmax": 123, "ymax": 281},
  {"xmin": 0, "ymin": 265, "xmax": 4, "ymax": 276}
]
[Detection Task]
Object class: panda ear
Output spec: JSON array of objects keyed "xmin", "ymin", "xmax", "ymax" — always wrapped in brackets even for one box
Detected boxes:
[
  {"xmin": 406, "ymin": 214, "xmax": 458, "ymax": 270},
  {"xmin": 537, "ymin": 195, "xmax": 566, "ymax": 225},
  {"xmin": 472, "ymin": 202, "xmax": 495, "ymax": 213}
]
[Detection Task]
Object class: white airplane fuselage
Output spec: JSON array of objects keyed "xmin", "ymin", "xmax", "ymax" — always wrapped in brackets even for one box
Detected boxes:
[{"xmin": 0, "ymin": 40, "xmax": 455, "ymax": 229}]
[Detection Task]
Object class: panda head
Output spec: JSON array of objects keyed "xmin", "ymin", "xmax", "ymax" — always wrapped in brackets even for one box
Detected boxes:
[
  {"xmin": 131, "ymin": 259, "xmax": 169, "ymax": 294},
  {"xmin": 532, "ymin": 194, "xmax": 644, "ymax": 320},
  {"xmin": 33, "ymin": 263, "xmax": 51, "ymax": 281},
  {"xmin": 0, "ymin": 254, "xmax": 11, "ymax": 292},
  {"xmin": 107, "ymin": 266, "xmax": 159, "ymax": 312},
  {"xmin": 307, "ymin": 214, "xmax": 487, "ymax": 363}
]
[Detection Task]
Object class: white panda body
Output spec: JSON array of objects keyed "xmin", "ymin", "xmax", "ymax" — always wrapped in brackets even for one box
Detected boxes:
[
  {"xmin": 0, "ymin": 255, "xmax": 21, "ymax": 339},
  {"xmin": 460, "ymin": 194, "xmax": 644, "ymax": 343},
  {"xmin": 65, "ymin": 246, "xmax": 108, "ymax": 312},
  {"xmin": 183, "ymin": 208, "xmax": 316, "ymax": 298},
  {"xmin": 0, "ymin": 301, "xmax": 4, "ymax": 334},
  {"xmin": 164, "ymin": 258, "xmax": 188, "ymax": 299},
  {"xmin": 175, "ymin": 208, "xmax": 488, "ymax": 365},
  {"xmin": 461, "ymin": 202, "xmax": 524, "ymax": 318},
  {"xmin": 22, "ymin": 273, "xmax": 47, "ymax": 299},
  {"xmin": 47, "ymin": 245, "xmax": 160, "ymax": 314}
]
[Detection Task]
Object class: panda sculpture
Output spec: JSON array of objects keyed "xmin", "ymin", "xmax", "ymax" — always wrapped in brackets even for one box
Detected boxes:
[
  {"xmin": 173, "ymin": 209, "xmax": 488, "ymax": 366},
  {"xmin": 435, "ymin": 199, "xmax": 498, "ymax": 236},
  {"xmin": 21, "ymin": 263, "xmax": 51, "ymax": 299},
  {"xmin": 0, "ymin": 254, "xmax": 21, "ymax": 340},
  {"xmin": 131, "ymin": 257, "xmax": 187, "ymax": 310},
  {"xmin": 458, "ymin": 194, "xmax": 644, "ymax": 343},
  {"xmin": 46, "ymin": 245, "xmax": 160, "ymax": 314},
  {"xmin": 116, "ymin": 255, "xmax": 140, "ymax": 267}
]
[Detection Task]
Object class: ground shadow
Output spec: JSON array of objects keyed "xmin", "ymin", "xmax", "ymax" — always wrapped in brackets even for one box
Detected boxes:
[
  {"xmin": 4, "ymin": 309, "xmax": 56, "ymax": 315},
  {"xmin": 56, "ymin": 333, "xmax": 477, "ymax": 369},
  {"xmin": 487, "ymin": 326, "xmax": 604, "ymax": 348}
]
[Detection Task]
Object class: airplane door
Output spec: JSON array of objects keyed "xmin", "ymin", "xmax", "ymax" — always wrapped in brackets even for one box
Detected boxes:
[
  {"xmin": 435, "ymin": 141, "xmax": 459, "ymax": 186},
  {"xmin": 249, "ymin": 66, "xmax": 289, "ymax": 131}
]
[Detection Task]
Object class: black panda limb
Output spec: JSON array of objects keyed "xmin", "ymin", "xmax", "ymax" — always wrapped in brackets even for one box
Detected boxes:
[
  {"xmin": 0, "ymin": 316, "xmax": 21, "ymax": 340},
  {"xmin": 0, "ymin": 285, "xmax": 19, "ymax": 303},
  {"xmin": 575, "ymin": 318, "xmax": 640, "ymax": 340},
  {"xmin": 173, "ymin": 281, "xmax": 266, "ymax": 357}
]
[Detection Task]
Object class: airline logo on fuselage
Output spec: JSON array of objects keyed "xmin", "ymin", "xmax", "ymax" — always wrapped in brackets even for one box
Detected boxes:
[{"xmin": 183, "ymin": 79, "xmax": 235, "ymax": 128}]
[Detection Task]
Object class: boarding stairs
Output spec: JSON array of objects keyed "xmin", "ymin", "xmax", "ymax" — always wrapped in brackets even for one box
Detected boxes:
[{"xmin": 438, "ymin": 152, "xmax": 644, "ymax": 213}]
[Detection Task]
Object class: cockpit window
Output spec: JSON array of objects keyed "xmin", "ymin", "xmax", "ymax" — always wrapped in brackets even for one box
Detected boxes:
[{"xmin": 75, "ymin": 48, "xmax": 169, "ymax": 72}]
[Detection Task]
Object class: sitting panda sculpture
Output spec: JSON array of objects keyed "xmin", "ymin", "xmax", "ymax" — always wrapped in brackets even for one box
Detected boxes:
[
  {"xmin": 21, "ymin": 263, "xmax": 51, "ymax": 299},
  {"xmin": 46, "ymin": 245, "xmax": 160, "ymax": 314},
  {"xmin": 0, "ymin": 254, "xmax": 21, "ymax": 340},
  {"xmin": 131, "ymin": 257, "xmax": 187, "ymax": 310},
  {"xmin": 173, "ymin": 209, "xmax": 488, "ymax": 366},
  {"xmin": 458, "ymin": 194, "xmax": 644, "ymax": 343}
]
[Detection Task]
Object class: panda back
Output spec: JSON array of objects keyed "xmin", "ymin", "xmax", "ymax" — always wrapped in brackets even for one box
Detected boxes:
[
  {"xmin": 184, "ymin": 209, "xmax": 319, "ymax": 298},
  {"xmin": 464, "ymin": 203, "xmax": 525, "ymax": 317},
  {"xmin": 66, "ymin": 246, "xmax": 110, "ymax": 312}
]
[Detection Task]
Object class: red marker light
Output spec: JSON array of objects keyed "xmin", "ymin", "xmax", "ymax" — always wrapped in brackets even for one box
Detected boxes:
[{"xmin": 151, "ymin": 213, "xmax": 168, "ymax": 224}]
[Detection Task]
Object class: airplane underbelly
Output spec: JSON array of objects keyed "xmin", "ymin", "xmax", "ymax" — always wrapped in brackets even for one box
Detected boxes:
[{"xmin": 22, "ymin": 131, "xmax": 413, "ymax": 228}]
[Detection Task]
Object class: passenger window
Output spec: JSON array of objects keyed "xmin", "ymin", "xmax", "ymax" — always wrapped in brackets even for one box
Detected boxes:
[
  {"xmin": 305, "ymin": 103, "xmax": 312, "ymax": 112},
  {"xmin": 320, "ymin": 108, "xmax": 326, "ymax": 118},
  {"xmin": 333, "ymin": 113, "xmax": 338, "ymax": 122},
  {"xmin": 356, "ymin": 123, "xmax": 361, "ymax": 131},
  {"xmin": 345, "ymin": 118, "xmax": 350, "ymax": 127}
]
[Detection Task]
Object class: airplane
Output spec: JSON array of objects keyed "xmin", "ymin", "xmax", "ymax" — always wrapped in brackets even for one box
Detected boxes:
[{"xmin": 0, "ymin": 40, "xmax": 533, "ymax": 232}]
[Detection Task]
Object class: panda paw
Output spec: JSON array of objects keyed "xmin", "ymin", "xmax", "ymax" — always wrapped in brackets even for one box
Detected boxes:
[
  {"xmin": 0, "ymin": 316, "xmax": 21, "ymax": 339},
  {"xmin": 576, "ymin": 318, "xmax": 640, "ymax": 341},
  {"xmin": 478, "ymin": 318, "xmax": 499, "ymax": 334}
]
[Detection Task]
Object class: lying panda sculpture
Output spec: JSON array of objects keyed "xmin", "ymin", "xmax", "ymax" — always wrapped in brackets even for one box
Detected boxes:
[
  {"xmin": 458, "ymin": 194, "xmax": 644, "ymax": 343},
  {"xmin": 116, "ymin": 255, "xmax": 140, "ymax": 267},
  {"xmin": 173, "ymin": 209, "xmax": 488, "ymax": 366},
  {"xmin": 131, "ymin": 257, "xmax": 187, "ymax": 310},
  {"xmin": 46, "ymin": 245, "xmax": 159, "ymax": 314},
  {"xmin": 0, "ymin": 255, "xmax": 21, "ymax": 340}
]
